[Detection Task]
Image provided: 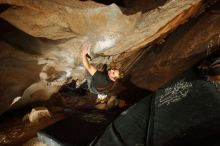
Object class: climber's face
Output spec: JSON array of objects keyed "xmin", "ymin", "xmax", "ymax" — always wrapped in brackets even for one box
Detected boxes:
[{"xmin": 108, "ymin": 69, "xmax": 120, "ymax": 82}]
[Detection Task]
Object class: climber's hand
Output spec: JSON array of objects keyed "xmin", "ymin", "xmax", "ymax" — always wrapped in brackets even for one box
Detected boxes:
[{"xmin": 81, "ymin": 42, "xmax": 91, "ymax": 57}]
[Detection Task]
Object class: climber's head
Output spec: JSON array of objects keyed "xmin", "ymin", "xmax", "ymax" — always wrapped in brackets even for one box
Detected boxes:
[{"xmin": 108, "ymin": 68, "xmax": 124, "ymax": 82}]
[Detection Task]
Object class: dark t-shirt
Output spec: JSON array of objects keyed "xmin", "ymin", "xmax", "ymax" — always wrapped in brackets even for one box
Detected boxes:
[{"xmin": 92, "ymin": 71, "xmax": 114, "ymax": 94}]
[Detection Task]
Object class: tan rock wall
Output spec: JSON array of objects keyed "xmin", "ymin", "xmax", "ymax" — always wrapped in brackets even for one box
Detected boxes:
[
  {"xmin": 0, "ymin": 0, "xmax": 208, "ymax": 114},
  {"xmin": 0, "ymin": 41, "xmax": 42, "ymax": 114},
  {"xmin": 131, "ymin": 11, "xmax": 220, "ymax": 90}
]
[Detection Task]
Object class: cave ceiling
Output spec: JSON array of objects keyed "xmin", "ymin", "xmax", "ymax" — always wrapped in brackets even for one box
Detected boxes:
[{"xmin": 0, "ymin": 0, "xmax": 219, "ymax": 115}]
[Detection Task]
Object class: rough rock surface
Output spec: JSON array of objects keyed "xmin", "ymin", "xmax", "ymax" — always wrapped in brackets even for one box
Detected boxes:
[
  {"xmin": 131, "ymin": 10, "xmax": 220, "ymax": 90},
  {"xmin": 0, "ymin": 41, "xmax": 43, "ymax": 114},
  {"xmin": 0, "ymin": 0, "xmax": 208, "ymax": 114},
  {"xmin": 0, "ymin": 0, "xmax": 202, "ymax": 55},
  {"xmin": 23, "ymin": 137, "xmax": 46, "ymax": 146},
  {"xmin": 22, "ymin": 107, "xmax": 52, "ymax": 123}
]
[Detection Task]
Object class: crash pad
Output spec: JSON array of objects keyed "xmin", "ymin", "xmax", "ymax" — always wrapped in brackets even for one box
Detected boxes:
[
  {"xmin": 148, "ymin": 69, "xmax": 220, "ymax": 146},
  {"xmin": 91, "ymin": 69, "xmax": 220, "ymax": 146},
  {"xmin": 38, "ymin": 109, "xmax": 119, "ymax": 146}
]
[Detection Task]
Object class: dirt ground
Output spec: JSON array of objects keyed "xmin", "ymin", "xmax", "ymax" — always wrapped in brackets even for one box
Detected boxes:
[
  {"xmin": 0, "ymin": 106, "xmax": 65, "ymax": 146},
  {"xmin": 0, "ymin": 91, "xmax": 126, "ymax": 145}
]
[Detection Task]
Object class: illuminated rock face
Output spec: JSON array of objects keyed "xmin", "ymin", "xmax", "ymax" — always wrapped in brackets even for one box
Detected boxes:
[
  {"xmin": 0, "ymin": 0, "xmax": 212, "ymax": 114},
  {"xmin": 0, "ymin": 0, "xmax": 202, "ymax": 55}
]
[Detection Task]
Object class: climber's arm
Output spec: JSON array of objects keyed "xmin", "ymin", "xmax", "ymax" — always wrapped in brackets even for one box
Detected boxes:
[{"xmin": 81, "ymin": 43, "xmax": 97, "ymax": 76}]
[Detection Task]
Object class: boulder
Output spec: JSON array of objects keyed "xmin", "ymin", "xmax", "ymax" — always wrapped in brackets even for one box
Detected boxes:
[
  {"xmin": 22, "ymin": 107, "xmax": 52, "ymax": 123},
  {"xmin": 131, "ymin": 10, "xmax": 220, "ymax": 90},
  {"xmin": 0, "ymin": 41, "xmax": 42, "ymax": 114},
  {"xmin": 0, "ymin": 0, "xmax": 211, "ymax": 114}
]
